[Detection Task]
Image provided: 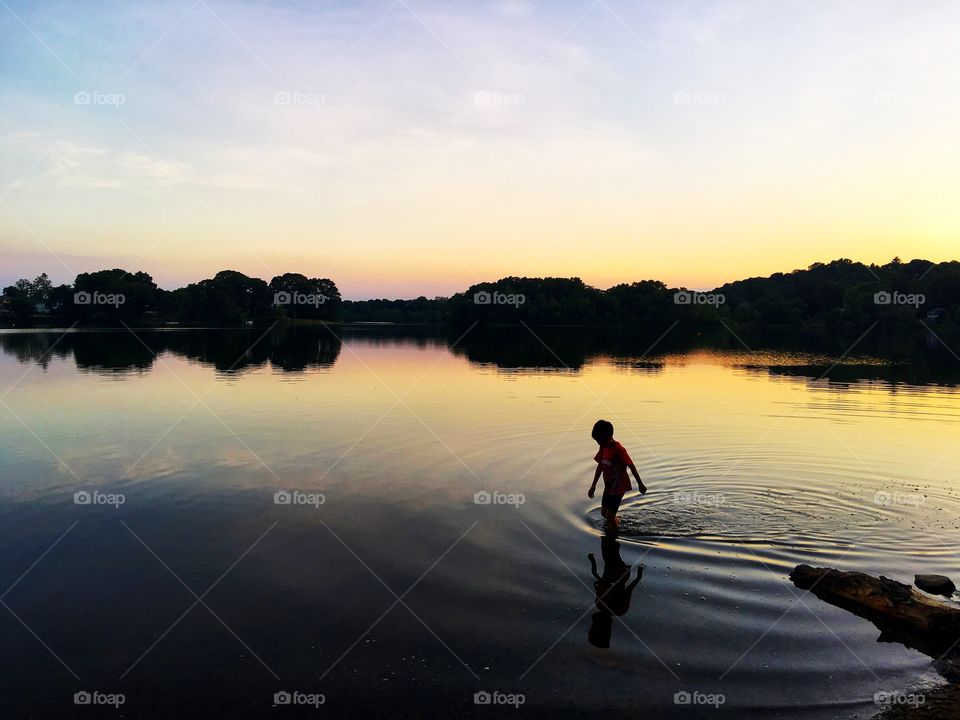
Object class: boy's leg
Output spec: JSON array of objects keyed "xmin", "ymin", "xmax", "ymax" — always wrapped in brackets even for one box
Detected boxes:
[
  {"xmin": 601, "ymin": 493, "xmax": 622, "ymax": 523},
  {"xmin": 605, "ymin": 493, "xmax": 624, "ymax": 526}
]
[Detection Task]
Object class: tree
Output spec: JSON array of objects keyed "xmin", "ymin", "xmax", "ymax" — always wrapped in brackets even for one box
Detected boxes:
[
  {"xmin": 268, "ymin": 273, "xmax": 341, "ymax": 321},
  {"xmin": 2, "ymin": 273, "xmax": 56, "ymax": 323},
  {"xmin": 72, "ymin": 269, "xmax": 160, "ymax": 323}
]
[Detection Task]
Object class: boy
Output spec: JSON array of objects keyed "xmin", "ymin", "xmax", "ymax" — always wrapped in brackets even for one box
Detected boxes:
[{"xmin": 588, "ymin": 419, "xmax": 646, "ymax": 527}]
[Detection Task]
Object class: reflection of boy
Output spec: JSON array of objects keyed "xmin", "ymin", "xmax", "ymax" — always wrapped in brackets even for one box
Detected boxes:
[{"xmin": 588, "ymin": 536, "xmax": 643, "ymax": 648}]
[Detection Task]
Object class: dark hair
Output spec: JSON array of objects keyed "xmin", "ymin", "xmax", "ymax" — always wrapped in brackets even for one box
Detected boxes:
[{"xmin": 591, "ymin": 419, "xmax": 614, "ymax": 442}]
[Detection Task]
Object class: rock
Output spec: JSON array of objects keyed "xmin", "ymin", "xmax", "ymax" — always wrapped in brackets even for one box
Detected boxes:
[
  {"xmin": 915, "ymin": 574, "xmax": 956, "ymax": 597},
  {"xmin": 790, "ymin": 565, "xmax": 960, "ymax": 683}
]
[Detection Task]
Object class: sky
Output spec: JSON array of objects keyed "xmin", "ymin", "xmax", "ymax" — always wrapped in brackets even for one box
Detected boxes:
[{"xmin": 1, "ymin": 0, "xmax": 958, "ymax": 299}]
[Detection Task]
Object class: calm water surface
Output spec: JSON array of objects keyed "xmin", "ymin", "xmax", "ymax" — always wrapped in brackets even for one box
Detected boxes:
[{"xmin": 1, "ymin": 326, "xmax": 959, "ymax": 718}]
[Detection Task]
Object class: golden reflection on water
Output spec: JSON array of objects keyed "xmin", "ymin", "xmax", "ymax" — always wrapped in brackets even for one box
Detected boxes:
[{"xmin": 2, "ymin": 339, "xmax": 958, "ymax": 517}]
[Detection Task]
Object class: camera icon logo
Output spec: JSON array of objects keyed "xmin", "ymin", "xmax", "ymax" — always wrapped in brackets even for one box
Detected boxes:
[
  {"xmin": 74, "ymin": 490, "xmax": 92, "ymax": 505},
  {"xmin": 274, "ymin": 691, "xmax": 292, "ymax": 705},
  {"xmin": 674, "ymin": 691, "xmax": 692, "ymax": 705},
  {"xmin": 474, "ymin": 491, "xmax": 491, "ymax": 505},
  {"xmin": 74, "ymin": 291, "xmax": 92, "ymax": 305},
  {"xmin": 273, "ymin": 91, "xmax": 292, "ymax": 105},
  {"xmin": 474, "ymin": 691, "xmax": 491, "ymax": 705},
  {"xmin": 273, "ymin": 291, "xmax": 292, "ymax": 306},
  {"xmin": 74, "ymin": 691, "xmax": 92, "ymax": 705},
  {"xmin": 673, "ymin": 291, "xmax": 692, "ymax": 305},
  {"xmin": 274, "ymin": 490, "xmax": 292, "ymax": 505},
  {"xmin": 73, "ymin": 91, "xmax": 92, "ymax": 105},
  {"xmin": 473, "ymin": 291, "xmax": 492, "ymax": 305},
  {"xmin": 874, "ymin": 291, "xmax": 892, "ymax": 305}
]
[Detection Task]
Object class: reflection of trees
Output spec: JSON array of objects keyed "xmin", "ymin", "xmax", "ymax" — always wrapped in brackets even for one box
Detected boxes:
[
  {"xmin": 1, "ymin": 324, "xmax": 958, "ymax": 386},
  {"xmin": 339, "ymin": 325, "xmax": 449, "ymax": 351},
  {"xmin": 765, "ymin": 360, "xmax": 960, "ymax": 388},
  {"xmin": 72, "ymin": 332, "xmax": 155, "ymax": 374},
  {"xmin": 0, "ymin": 327, "xmax": 341, "ymax": 378},
  {"xmin": 166, "ymin": 329, "xmax": 272, "ymax": 373},
  {"xmin": 452, "ymin": 327, "xmax": 596, "ymax": 370},
  {"xmin": 449, "ymin": 324, "xmax": 960, "ymax": 385},
  {"xmin": 0, "ymin": 332, "xmax": 73, "ymax": 369},
  {"xmin": 451, "ymin": 326, "xmax": 688, "ymax": 372},
  {"xmin": 267, "ymin": 326, "xmax": 341, "ymax": 372}
]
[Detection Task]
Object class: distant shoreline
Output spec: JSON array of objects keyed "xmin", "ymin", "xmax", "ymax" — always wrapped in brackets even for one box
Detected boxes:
[{"xmin": 3, "ymin": 258, "xmax": 957, "ymax": 328}]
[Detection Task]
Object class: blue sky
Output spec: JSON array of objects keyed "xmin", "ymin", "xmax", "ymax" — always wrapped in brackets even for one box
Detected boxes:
[{"xmin": 2, "ymin": 0, "xmax": 958, "ymax": 297}]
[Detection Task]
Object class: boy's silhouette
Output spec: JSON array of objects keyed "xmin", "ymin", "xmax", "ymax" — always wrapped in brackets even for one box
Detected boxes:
[
  {"xmin": 587, "ymin": 534, "xmax": 643, "ymax": 648},
  {"xmin": 588, "ymin": 419, "xmax": 646, "ymax": 528}
]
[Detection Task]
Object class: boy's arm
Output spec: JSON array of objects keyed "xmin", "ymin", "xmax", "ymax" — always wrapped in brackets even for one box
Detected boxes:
[
  {"xmin": 628, "ymin": 463, "xmax": 647, "ymax": 494},
  {"xmin": 588, "ymin": 466, "xmax": 602, "ymax": 498},
  {"xmin": 588, "ymin": 552, "xmax": 601, "ymax": 580}
]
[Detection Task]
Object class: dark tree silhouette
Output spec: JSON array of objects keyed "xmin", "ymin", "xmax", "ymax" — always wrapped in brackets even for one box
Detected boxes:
[{"xmin": 3, "ymin": 258, "xmax": 958, "ymax": 328}]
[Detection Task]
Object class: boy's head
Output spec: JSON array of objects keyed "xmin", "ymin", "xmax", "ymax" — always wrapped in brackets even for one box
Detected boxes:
[
  {"xmin": 591, "ymin": 419, "xmax": 614, "ymax": 445},
  {"xmin": 588, "ymin": 611, "xmax": 612, "ymax": 648}
]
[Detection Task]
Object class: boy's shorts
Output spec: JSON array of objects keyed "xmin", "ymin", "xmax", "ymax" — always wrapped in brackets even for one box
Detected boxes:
[{"xmin": 601, "ymin": 492, "xmax": 624, "ymax": 515}]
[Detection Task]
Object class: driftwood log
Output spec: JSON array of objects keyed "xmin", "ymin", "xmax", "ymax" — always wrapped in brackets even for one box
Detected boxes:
[{"xmin": 790, "ymin": 565, "xmax": 960, "ymax": 682}]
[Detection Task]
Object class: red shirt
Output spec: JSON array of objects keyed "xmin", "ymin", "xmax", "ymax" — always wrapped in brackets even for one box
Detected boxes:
[{"xmin": 594, "ymin": 440, "xmax": 633, "ymax": 495}]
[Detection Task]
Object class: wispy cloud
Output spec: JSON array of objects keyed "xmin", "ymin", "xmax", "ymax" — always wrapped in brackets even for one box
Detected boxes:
[{"xmin": 1, "ymin": 0, "xmax": 959, "ymax": 296}]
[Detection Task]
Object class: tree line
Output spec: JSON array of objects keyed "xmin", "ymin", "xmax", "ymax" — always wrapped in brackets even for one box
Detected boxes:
[
  {"xmin": 1, "ymin": 269, "xmax": 341, "ymax": 326},
  {"xmin": 3, "ymin": 258, "xmax": 958, "ymax": 327},
  {"xmin": 354, "ymin": 258, "xmax": 960, "ymax": 326}
]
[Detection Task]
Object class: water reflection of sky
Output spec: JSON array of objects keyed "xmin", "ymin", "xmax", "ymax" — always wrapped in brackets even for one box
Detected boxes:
[{"xmin": 1, "ymin": 328, "xmax": 959, "ymax": 718}]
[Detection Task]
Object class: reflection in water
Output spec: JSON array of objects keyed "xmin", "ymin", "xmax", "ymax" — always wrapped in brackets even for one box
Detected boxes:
[
  {"xmin": 587, "ymin": 533, "xmax": 643, "ymax": 649},
  {"xmin": 450, "ymin": 324, "xmax": 960, "ymax": 384},
  {"xmin": 0, "ymin": 325, "xmax": 341, "ymax": 376},
  {"xmin": 3, "ymin": 324, "xmax": 959, "ymax": 386},
  {"xmin": 1, "ymin": 326, "xmax": 959, "ymax": 718}
]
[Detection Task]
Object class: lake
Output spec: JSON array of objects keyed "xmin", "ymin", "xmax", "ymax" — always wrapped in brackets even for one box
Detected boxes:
[{"xmin": 1, "ymin": 324, "xmax": 959, "ymax": 718}]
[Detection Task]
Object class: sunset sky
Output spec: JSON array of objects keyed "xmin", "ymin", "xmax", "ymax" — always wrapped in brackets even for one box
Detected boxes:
[{"xmin": 1, "ymin": 0, "xmax": 958, "ymax": 298}]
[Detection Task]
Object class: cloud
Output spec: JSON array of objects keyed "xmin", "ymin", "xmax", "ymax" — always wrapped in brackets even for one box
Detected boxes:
[{"xmin": 495, "ymin": 0, "xmax": 532, "ymax": 16}]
